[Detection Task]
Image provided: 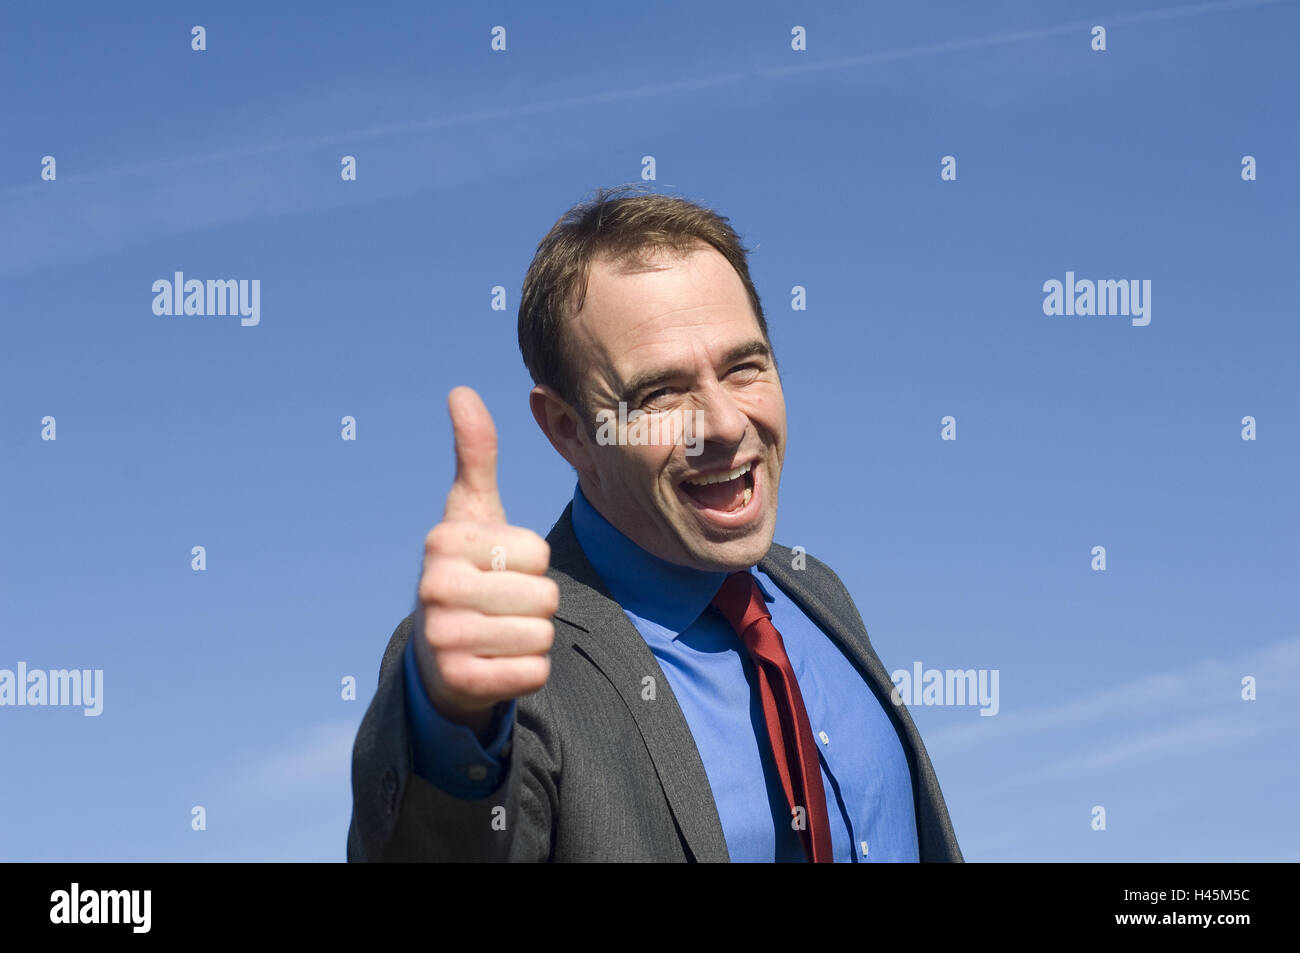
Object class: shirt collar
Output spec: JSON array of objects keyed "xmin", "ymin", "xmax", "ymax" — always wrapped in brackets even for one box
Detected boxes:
[{"xmin": 569, "ymin": 483, "xmax": 775, "ymax": 637}]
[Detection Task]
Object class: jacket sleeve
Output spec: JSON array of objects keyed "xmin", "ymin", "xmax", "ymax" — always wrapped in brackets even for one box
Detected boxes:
[
  {"xmin": 346, "ymin": 609, "xmax": 562, "ymax": 862},
  {"xmin": 402, "ymin": 635, "xmax": 516, "ymax": 797}
]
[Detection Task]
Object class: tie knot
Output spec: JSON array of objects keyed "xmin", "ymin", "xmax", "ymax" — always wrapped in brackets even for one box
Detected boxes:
[{"xmin": 710, "ymin": 571, "xmax": 770, "ymax": 637}]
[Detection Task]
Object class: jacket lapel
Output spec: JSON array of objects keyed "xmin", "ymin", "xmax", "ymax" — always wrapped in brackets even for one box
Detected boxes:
[
  {"xmin": 544, "ymin": 505, "xmax": 731, "ymax": 863},
  {"xmin": 758, "ymin": 545, "xmax": 948, "ymax": 852},
  {"xmin": 758, "ymin": 546, "xmax": 902, "ymax": 712}
]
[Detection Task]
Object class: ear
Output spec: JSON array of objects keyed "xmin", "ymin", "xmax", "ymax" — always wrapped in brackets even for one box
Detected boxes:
[{"xmin": 530, "ymin": 385, "xmax": 598, "ymax": 478}]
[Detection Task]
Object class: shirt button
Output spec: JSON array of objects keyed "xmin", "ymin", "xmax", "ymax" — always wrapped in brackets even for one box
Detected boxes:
[
  {"xmin": 860, "ymin": 841, "xmax": 870, "ymax": 858},
  {"xmin": 818, "ymin": 731, "xmax": 830, "ymax": 745},
  {"xmin": 467, "ymin": 765, "xmax": 488, "ymax": 781}
]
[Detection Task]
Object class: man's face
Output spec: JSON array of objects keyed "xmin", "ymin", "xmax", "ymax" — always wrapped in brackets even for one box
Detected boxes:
[{"xmin": 563, "ymin": 244, "xmax": 787, "ymax": 572}]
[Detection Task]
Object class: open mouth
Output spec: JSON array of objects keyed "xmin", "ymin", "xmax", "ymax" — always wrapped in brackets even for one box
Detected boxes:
[{"xmin": 680, "ymin": 461, "xmax": 755, "ymax": 514}]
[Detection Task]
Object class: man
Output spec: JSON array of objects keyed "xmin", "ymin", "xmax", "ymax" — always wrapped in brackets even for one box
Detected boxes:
[{"xmin": 347, "ymin": 186, "xmax": 962, "ymax": 862}]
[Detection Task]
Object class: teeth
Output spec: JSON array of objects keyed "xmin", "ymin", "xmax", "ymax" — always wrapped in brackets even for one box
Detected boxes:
[
  {"xmin": 683, "ymin": 461, "xmax": 752, "ymax": 486},
  {"xmin": 742, "ymin": 486, "xmax": 752, "ymax": 505}
]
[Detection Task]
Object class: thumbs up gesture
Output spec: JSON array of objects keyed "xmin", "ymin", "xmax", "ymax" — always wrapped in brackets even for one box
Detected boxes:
[{"xmin": 412, "ymin": 387, "xmax": 559, "ymax": 737}]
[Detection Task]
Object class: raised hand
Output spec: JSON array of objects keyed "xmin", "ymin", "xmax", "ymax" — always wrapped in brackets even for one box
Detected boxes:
[{"xmin": 411, "ymin": 386, "xmax": 558, "ymax": 737}]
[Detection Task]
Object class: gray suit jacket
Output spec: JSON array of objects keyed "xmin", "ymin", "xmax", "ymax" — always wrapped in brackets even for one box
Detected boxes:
[{"xmin": 347, "ymin": 503, "xmax": 963, "ymax": 862}]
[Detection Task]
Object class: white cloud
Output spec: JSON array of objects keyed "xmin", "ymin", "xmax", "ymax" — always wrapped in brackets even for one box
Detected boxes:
[{"xmin": 925, "ymin": 636, "xmax": 1300, "ymax": 758}]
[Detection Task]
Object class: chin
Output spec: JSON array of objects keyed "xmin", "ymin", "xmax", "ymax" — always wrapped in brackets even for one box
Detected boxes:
[{"xmin": 679, "ymin": 522, "xmax": 776, "ymax": 573}]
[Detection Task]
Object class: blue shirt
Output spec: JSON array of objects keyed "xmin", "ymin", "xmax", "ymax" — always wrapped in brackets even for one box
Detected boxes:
[{"xmin": 403, "ymin": 484, "xmax": 919, "ymax": 862}]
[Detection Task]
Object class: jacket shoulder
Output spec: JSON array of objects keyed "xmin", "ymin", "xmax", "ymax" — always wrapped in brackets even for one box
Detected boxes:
[{"xmin": 763, "ymin": 542, "xmax": 863, "ymax": 617}]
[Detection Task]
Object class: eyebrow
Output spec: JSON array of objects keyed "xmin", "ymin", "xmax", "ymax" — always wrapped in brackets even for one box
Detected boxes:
[{"xmin": 619, "ymin": 339, "xmax": 772, "ymax": 405}]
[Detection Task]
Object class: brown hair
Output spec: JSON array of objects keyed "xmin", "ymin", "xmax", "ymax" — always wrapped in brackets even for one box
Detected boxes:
[{"xmin": 517, "ymin": 184, "xmax": 771, "ymax": 417}]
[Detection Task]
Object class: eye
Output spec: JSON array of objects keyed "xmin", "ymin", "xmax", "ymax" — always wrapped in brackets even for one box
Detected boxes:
[
  {"xmin": 729, "ymin": 362, "xmax": 763, "ymax": 380},
  {"xmin": 640, "ymin": 387, "xmax": 674, "ymax": 408}
]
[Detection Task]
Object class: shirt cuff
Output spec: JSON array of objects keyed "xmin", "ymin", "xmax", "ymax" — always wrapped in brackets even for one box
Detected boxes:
[{"xmin": 402, "ymin": 635, "xmax": 515, "ymax": 798}]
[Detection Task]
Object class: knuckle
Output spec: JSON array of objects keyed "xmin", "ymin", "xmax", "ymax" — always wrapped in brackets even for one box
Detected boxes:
[
  {"xmin": 418, "ymin": 554, "xmax": 445, "ymax": 600},
  {"xmin": 535, "ymin": 617, "xmax": 555, "ymax": 651},
  {"xmin": 432, "ymin": 651, "xmax": 462, "ymax": 689},
  {"xmin": 423, "ymin": 607, "xmax": 464, "ymax": 651},
  {"xmin": 424, "ymin": 522, "xmax": 460, "ymax": 556},
  {"xmin": 417, "ymin": 571, "xmax": 442, "ymax": 605},
  {"xmin": 522, "ymin": 531, "xmax": 550, "ymax": 565},
  {"xmin": 539, "ymin": 577, "xmax": 560, "ymax": 616},
  {"xmin": 417, "ymin": 572, "xmax": 435, "ymax": 604},
  {"xmin": 419, "ymin": 559, "xmax": 472, "ymax": 606},
  {"xmin": 461, "ymin": 523, "xmax": 486, "ymax": 548},
  {"xmin": 521, "ymin": 655, "xmax": 551, "ymax": 693},
  {"xmin": 513, "ymin": 617, "xmax": 550, "ymax": 653}
]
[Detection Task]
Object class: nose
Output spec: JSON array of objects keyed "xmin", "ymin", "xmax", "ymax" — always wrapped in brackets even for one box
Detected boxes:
[{"xmin": 689, "ymin": 378, "xmax": 749, "ymax": 450}]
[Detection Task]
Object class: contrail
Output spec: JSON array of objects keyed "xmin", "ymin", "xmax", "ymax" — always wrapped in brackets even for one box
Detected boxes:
[
  {"xmin": 754, "ymin": 0, "xmax": 1293, "ymax": 78},
  {"xmin": 2, "ymin": 0, "xmax": 1290, "ymax": 197}
]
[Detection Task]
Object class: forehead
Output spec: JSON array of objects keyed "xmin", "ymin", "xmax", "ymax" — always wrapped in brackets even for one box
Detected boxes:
[{"xmin": 569, "ymin": 244, "xmax": 759, "ymax": 364}]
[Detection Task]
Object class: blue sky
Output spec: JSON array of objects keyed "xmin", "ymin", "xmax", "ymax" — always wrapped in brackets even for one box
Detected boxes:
[{"xmin": 1, "ymin": 0, "xmax": 1296, "ymax": 861}]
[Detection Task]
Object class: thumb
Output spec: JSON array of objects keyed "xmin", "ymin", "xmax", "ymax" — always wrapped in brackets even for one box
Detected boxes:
[{"xmin": 443, "ymin": 386, "xmax": 508, "ymax": 524}]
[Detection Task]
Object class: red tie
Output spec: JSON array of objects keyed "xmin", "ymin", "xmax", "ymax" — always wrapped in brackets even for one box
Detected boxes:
[{"xmin": 711, "ymin": 571, "xmax": 834, "ymax": 863}]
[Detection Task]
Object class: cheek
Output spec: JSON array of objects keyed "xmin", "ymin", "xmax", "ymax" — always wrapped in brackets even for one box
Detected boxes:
[
  {"xmin": 740, "ymin": 392, "xmax": 786, "ymax": 438},
  {"xmin": 614, "ymin": 446, "xmax": 671, "ymax": 487}
]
